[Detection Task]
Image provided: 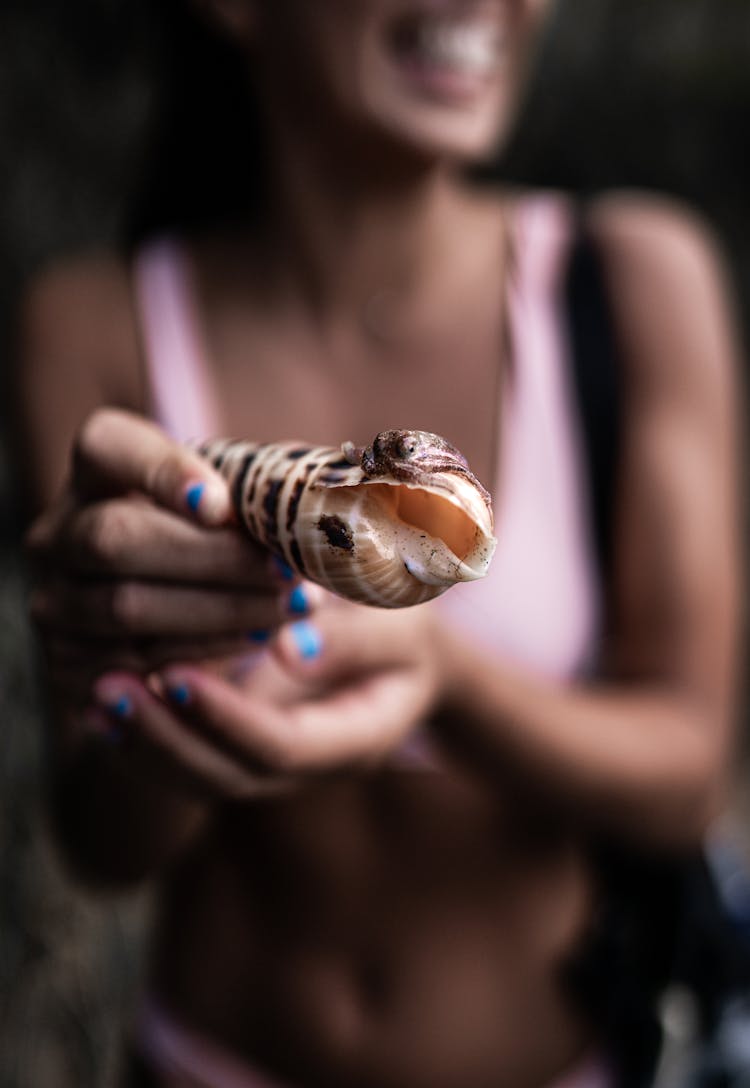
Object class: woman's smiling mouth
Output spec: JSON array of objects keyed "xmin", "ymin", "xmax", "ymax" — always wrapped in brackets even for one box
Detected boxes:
[{"xmin": 388, "ymin": 8, "xmax": 507, "ymax": 103}]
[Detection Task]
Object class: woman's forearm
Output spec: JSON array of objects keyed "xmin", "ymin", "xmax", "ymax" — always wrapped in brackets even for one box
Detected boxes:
[{"xmin": 437, "ymin": 634, "xmax": 730, "ymax": 847}]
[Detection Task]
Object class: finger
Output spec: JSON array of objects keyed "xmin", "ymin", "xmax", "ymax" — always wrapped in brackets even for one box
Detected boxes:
[
  {"xmin": 91, "ymin": 673, "xmax": 294, "ymax": 799},
  {"xmin": 157, "ymin": 652, "xmax": 428, "ymax": 773},
  {"xmin": 40, "ymin": 632, "xmax": 270, "ymax": 696},
  {"xmin": 29, "ymin": 494, "xmax": 283, "ymax": 585},
  {"xmin": 72, "ymin": 408, "xmax": 230, "ymax": 525},
  {"xmin": 137, "ymin": 633, "xmax": 275, "ymax": 671},
  {"xmin": 32, "ymin": 578, "xmax": 323, "ymax": 638},
  {"xmin": 273, "ymin": 611, "xmax": 436, "ymax": 765},
  {"xmin": 272, "ymin": 605, "xmax": 430, "ymax": 681},
  {"xmin": 153, "ymin": 664, "xmax": 299, "ymax": 773}
]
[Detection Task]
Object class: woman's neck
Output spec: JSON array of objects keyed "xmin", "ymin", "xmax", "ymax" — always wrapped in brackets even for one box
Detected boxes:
[{"xmin": 257, "ymin": 120, "xmax": 476, "ymax": 326}]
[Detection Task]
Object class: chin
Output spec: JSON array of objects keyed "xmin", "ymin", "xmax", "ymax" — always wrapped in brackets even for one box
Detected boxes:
[{"xmin": 362, "ymin": 83, "xmax": 513, "ymax": 164}]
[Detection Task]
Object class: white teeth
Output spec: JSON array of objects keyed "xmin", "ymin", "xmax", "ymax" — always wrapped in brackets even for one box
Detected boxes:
[{"xmin": 416, "ymin": 20, "xmax": 502, "ymax": 74}]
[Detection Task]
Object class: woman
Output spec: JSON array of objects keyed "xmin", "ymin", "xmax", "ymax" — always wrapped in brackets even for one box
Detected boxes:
[{"xmin": 15, "ymin": 1, "xmax": 743, "ymax": 1085}]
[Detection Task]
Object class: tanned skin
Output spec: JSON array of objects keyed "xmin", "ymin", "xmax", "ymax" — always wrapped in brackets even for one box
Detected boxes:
[{"xmin": 14, "ymin": 1, "xmax": 743, "ymax": 1083}]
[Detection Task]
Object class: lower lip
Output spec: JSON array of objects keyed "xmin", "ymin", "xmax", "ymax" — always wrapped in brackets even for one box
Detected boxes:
[{"xmin": 394, "ymin": 53, "xmax": 498, "ymax": 105}]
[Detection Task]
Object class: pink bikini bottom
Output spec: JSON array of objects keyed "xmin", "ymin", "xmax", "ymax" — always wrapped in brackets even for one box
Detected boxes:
[{"xmin": 134, "ymin": 997, "xmax": 615, "ymax": 1088}]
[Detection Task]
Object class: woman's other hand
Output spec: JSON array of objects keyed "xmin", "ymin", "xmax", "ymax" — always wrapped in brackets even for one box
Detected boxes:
[{"xmin": 87, "ymin": 602, "xmax": 448, "ymax": 798}]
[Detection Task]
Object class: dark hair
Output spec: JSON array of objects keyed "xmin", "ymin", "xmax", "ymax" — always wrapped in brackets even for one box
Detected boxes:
[{"xmin": 125, "ymin": 0, "xmax": 265, "ymax": 247}]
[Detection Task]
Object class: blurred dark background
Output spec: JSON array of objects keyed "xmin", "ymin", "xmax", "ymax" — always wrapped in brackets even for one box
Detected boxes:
[{"xmin": 0, "ymin": 0, "xmax": 749, "ymax": 1084}]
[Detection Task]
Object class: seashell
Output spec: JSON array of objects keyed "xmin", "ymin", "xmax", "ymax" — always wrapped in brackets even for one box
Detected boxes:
[{"xmin": 196, "ymin": 430, "xmax": 496, "ymax": 608}]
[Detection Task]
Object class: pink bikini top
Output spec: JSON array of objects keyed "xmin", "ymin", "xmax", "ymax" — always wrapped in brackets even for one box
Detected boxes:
[{"xmin": 132, "ymin": 196, "xmax": 600, "ymax": 683}]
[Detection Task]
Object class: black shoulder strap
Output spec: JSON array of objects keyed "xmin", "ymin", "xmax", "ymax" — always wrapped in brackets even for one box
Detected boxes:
[
  {"xmin": 564, "ymin": 225, "xmax": 623, "ymax": 578},
  {"xmin": 566, "ymin": 231, "xmax": 750, "ymax": 1071}
]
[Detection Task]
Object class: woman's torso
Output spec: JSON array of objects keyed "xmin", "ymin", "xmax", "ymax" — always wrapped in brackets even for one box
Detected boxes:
[{"xmin": 132, "ymin": 192, "xmax": 603, "ymax": 1088}]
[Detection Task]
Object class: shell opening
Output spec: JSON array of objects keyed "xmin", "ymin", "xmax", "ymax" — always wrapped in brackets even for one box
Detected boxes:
[{"xmin": 366, "ymin": 482, "xmax": 489, "ymax": 573}]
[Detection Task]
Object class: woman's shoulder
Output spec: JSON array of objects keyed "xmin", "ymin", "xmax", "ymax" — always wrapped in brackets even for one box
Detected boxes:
[
  {"xmin": 584, "ymin": 189, "xmax": 726, "ymax": 274},
  {"xmin": 18, "ymin": 248, "xmax": 146, "ymax": 413},
  {"xmin": 502, "ymin": 184, "xmax": 723, "ymax": 257},
  {"xmin": 580, "ymin": 190, "xmax": 740, "ymax": 388},
  {"xmin": 502, "ymin": 184, "xmax": 723, "ymax": 258}
]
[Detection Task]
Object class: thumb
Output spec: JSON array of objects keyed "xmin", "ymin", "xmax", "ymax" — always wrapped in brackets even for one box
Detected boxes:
[
  {"xmin": 273, "ymin": 608, "xmax": 408, "ymax": 682},
  {"xmin": 72, "ymin": 408, "xmax": 231, "ymax": 526}
]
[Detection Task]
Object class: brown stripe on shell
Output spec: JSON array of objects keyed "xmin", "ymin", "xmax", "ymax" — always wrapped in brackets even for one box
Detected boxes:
[
  {"xmin": 243, "ymin": 453, "xmax": 269, "ymax": 539},
  {"xmin": 289, "ymin": 538, "xmax": 306, "ymax": 575},
  {"xmin": 232, "ymin": 450, "xmax": 257, "ymax": 523},
  {"xmin": 262, "ymin": 478, "xmax": 283, "ymax": 553},
  {"xmin": 286, "ymin": 477, "xmax": 306, "ymax": 533}
]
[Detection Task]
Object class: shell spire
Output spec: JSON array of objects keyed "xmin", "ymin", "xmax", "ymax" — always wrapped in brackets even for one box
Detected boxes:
[{"xmin": 196, "ymin": 430, "xmax": 496, "ymax": 608}]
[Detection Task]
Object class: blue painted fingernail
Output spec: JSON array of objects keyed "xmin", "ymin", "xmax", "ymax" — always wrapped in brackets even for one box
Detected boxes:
[
  {"xmin": 166, "ymin": 683, "xmax": 191, "ymax": 707},
  {"xmin": 290, "ymin": 621, "xmax": 322, "ymax": 661},
  {"xmin": 273, "ymin": 557, "xmax": 295, "ymax": 582},
  {"xmin": 108, "ymin": 694, "xmax": 132, "ymax": 719},
  {"xmin": 288, "ymin": 585, "xmax": 309, "ymax": 616},
  {"xmin": 247, "ymin": 629, "xmax": 271, "ymax": 644},
  {"xmin": 186, "ymin": 482, "xmax": 205, "ymax": 513}
]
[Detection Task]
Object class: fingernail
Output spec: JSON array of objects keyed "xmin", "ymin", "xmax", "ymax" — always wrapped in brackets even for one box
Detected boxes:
[
  {"xmin": 185, "ymin": 482, "xmax": 205, "ymax": 513},
  {"xmin": 185, "ymin": 479, "xmax": 229, "ymax": 525},
  {"xmin": 93, "ymin": 691, "xmax": 132, "ymax": 719},
  {"xmin": 109, "ymin": 694, "xmax": 133, "ymax": 718},
  {"xmin": 166, "ymin": 682, "xmax": 191, "ymax": 707},
  {"xmin": 247, "ymin": 629, "xmax": 271, "ymax": 644},
  {"xmin": 288, "ymin": 585, "xmax": 309, "ymax": 616},
  {"xmin": 94, "ymin": 675, "xmax": 134, "ymax": 715},
  {"xmin": 272, "ymin": 557, "xmax": 295, "ymax": 582},
  {"xmin": 290, "ymin": 620, "xmax": 322, "ymax": 661}
]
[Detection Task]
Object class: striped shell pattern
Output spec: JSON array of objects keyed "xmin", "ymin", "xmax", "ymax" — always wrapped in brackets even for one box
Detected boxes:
[{"xmin": 197, "ymin": 430, "xmax": 496, "ymax": 608}]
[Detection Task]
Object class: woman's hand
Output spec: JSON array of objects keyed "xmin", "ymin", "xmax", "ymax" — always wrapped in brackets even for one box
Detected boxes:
[
  {"xmin": 27, "ymin": 408, "xmax": 320, "ymax": 699},
  {"xmin": 89, "ymin": 601, "xmax": 450, "ymax": 798}
]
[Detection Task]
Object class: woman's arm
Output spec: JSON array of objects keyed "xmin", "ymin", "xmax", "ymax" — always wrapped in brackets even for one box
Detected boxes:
[
  {"xmin": 13, "ymin": 254, "xmax": 146, "ymax": 516},
  {"xmin": 436, "ymin": 196, "xmax": 744, "ymax": 845},
  {"xmin": 14, "ymin": 259, "xmax": 295, "ymax": 888},
  {"xmin": 15, "ymin": 258, "xmax": 210, "ymax": 887}
]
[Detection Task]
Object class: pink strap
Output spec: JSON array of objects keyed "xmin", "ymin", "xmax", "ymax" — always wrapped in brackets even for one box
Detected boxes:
[
  {"xmin": 548, "ymin": 1051, "xmax": 615, "ymax": 1088},
  {"xmin": 436, "ymin": 195, "xmax": 600, "ymax": 680},
  {"xmin": 136, "ymin": 996, "xmax": 612, "ymax": 1088},
  {"xmin": 504, "ymin": 195, "xmax": 600, "ymax": 673},
  {"xmin": 136, "ymin": 997, "xmax": 292, "ymax": 1088},
  {"xmin": 132, "ymin": 239, "xmax": 222, "ymax": 442}
]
